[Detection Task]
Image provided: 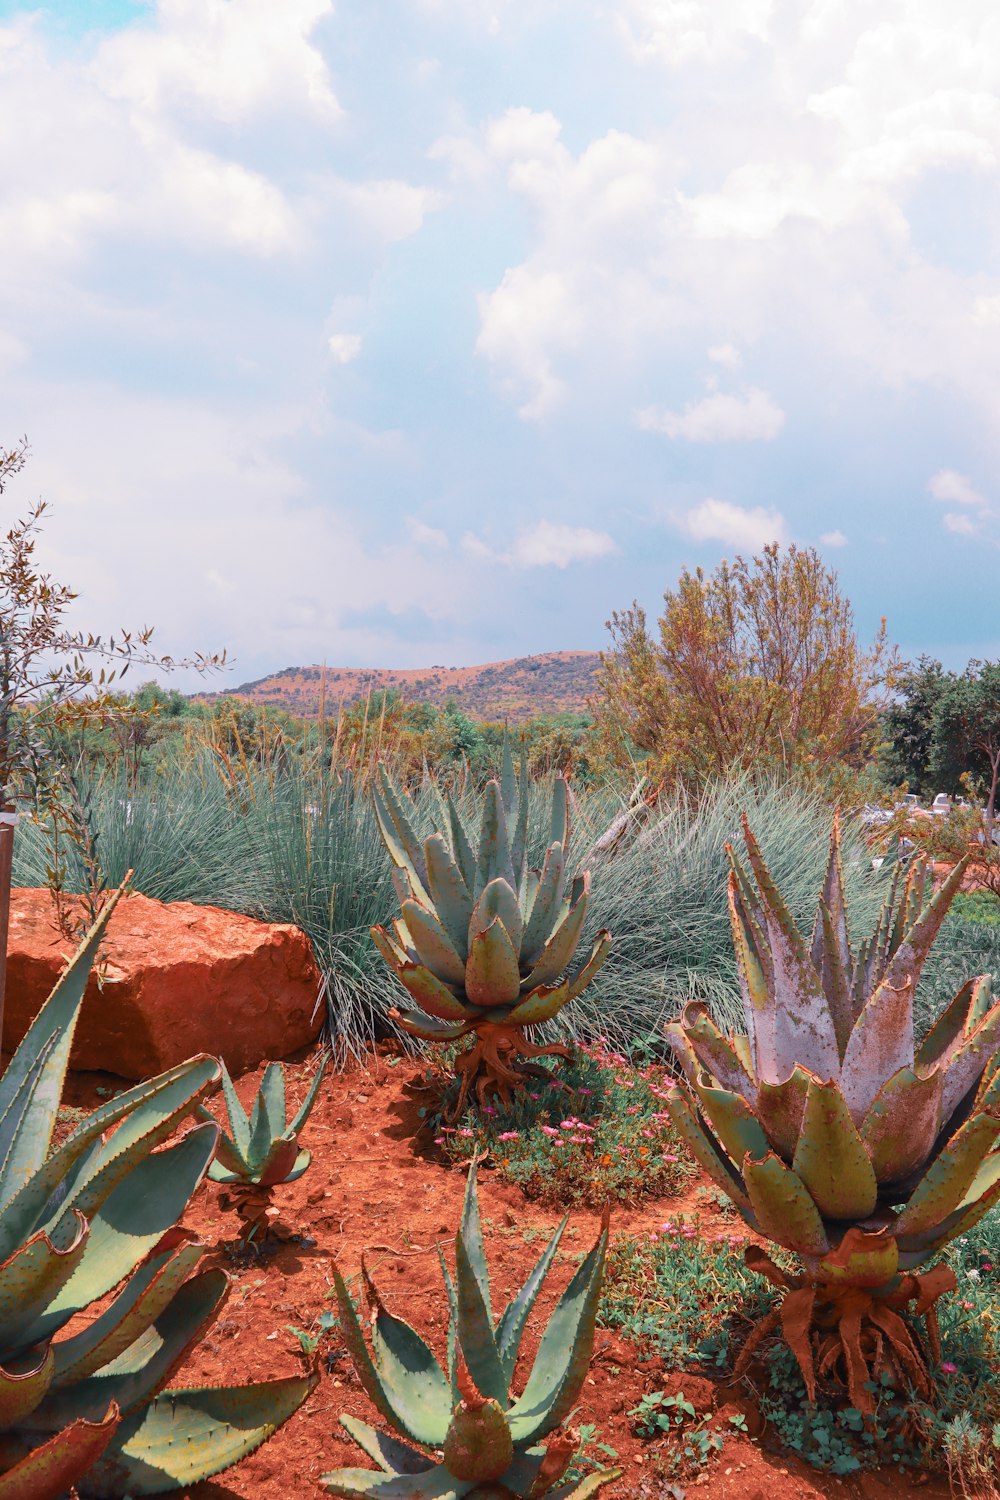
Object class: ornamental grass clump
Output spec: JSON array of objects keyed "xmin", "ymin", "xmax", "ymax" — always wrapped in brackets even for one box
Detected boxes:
[
  {"xmin": 666, "ymin": 813, "xmax": 1000, "ymax": 1414},
  {"xmin": 199, "ymin": 1057, "xmax": 326, "ymax": 1245},
  {"xmin": 322, "ymin": 1161, "xmax": 620, "ymax": 1499},
  {"xmin": 370, "ymin": 735, "xmax": 611, "ymax": 1117},
  {"xmin": 0, "ymin": 882, "xmax": 313, "ymax": 1497}
]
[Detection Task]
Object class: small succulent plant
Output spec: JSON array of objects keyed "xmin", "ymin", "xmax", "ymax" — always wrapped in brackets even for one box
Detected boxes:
[
  {"xmin": 321, "ymin": 1161, "xmax": 620, "ymax": 1499},
  {"xmin": 667, "ymin": 815, "xmax": 1000, "ymax": 1411},
  {"xmin": 0, "ymin": 881, "xmax": 314, "ymax": 1497},
  {"xmin": 200, "ymin": 1057, "xmax": 326, "ymax": 1244},
  {"xmin": 371, "ymin": 735, "xmax": 611, "ymax": 1117}
]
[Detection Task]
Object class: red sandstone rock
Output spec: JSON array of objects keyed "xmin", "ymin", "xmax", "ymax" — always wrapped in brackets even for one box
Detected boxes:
[{"xmin": 5, "ymin": 888, "xmax": 325, "ymax": 1079}]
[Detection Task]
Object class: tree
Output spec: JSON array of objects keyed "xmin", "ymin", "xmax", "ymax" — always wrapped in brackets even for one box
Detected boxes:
[
  {"xmin": 930, "ymin": 661, "xmax": 1000, "ymax": 838},
  {"xmin": 0, "ymin": 439, "xmax": 225, "ymax": 1033},
  {"xmin": 878, "ymin": 656, "xmax": 948, "ymax": 794},
  {"xmin": 591, "ymin": 543, "xmax": 898, "ymax": 788}
]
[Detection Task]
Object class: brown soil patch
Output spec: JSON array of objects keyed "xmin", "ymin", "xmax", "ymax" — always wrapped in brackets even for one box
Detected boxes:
[{"xmin": 62, "ymin": 1054, "xmax": 954, "ymax": 1500}]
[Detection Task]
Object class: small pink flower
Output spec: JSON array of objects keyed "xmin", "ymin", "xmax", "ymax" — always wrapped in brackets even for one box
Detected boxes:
[
  {"xmin": 458, "ymin": 1128, "xmax": 475, "ymax": 1138},
  {"xmin": 530, "ymin": 1093, "xmax": 541, "ymax": 1100},
  {"xmin": 569, "ymin": 1134, "xmax": 590, "ymax": 1144},
  {"xmin": 498, "ymin": 1131, "xmax": 520, "ymax": 1142},
  {"xmin": 541, "ymin": 1125, "xmax": 560, "ymax": 1137},
  {"xmin": 962, "ymin": 1301, "xmax": 975, "ymax": 1310},
  {"xmin": 434, "ymin": 1137, "xmax": 445, "ymax": 1145},
  {"xmin": 560, "ymin": 1120, "xmax": 577, "ymax": 1130},
  {"xmin": 662, "ymin": 1154, "xmax": 679, "ymax": 1163},
  {"xmin": 626, "ymin": 1106, "xmax": 641, "ymax": 1116},
  {"xmin": 578, "ymin": 1087, "xmax": 592, "ymax": 1095},
  {"xmin": 482, "ymin": 1106, "xmax": 497, "ymax": 1116},
  {"xmin": 984, "ymin": 1263, "xmax": 995, "ymax": 1272},
  {"xmin": 940, "ymin": 1362, "xmax": 958, "ymax": 1375}
]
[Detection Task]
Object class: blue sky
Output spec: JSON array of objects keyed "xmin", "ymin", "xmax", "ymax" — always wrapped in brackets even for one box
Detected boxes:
[{"xmin": 0, "ymin": 0, "xmax": 998, "ymax": 691}]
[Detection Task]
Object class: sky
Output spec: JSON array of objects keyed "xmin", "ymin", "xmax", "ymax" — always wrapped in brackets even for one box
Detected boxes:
[{"xmin": 0, "ymin": 0, "xmax": 998, "ymax": 691}]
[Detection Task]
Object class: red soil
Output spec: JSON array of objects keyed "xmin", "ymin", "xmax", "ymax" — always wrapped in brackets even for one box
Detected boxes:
[{"xmin": 64, "ymin": 1054, "xmax": 954, "ymax": 1500}]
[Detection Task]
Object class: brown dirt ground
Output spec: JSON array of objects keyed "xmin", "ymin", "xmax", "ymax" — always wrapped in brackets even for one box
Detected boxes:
[{"xmin": 63, "ymin": 1052, "xmax": 955, "ymax": 1500}]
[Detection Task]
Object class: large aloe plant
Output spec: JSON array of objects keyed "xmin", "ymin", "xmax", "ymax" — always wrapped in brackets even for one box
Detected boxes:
[
  {"xmin": 0, "ymin": 882, "xmax": 314, "ymax": 1497},
  {"xmin": 200, "ymin": 1057, "xmax": 326, "ymax": 1244},
  {"xmin": 667, "ymin": 815, "xmax": 1000, "ymax": 1411},
  {"xmin": 322, "ymin": 1161, "xmax": 619, "ymax": 1499},
  {"xmin": 371, "ymin": 738, "xmax": 611, "ymax": 1116}
]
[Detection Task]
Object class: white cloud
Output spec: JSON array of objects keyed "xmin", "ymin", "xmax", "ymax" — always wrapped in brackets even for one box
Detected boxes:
[
  {"xmin": 928, "ymin": 469, "xmax": 986, "ymax": 506},
  {"xmin": 462, "ymin": 520, "xmax": 617, "ymax": 568},
  {"xmin": 617, "ymin": 0, "xmax": 774, "ymax": 67},
  {"xmin": 328, "ymin": 333, "xmax": 363, "ymax": 364},
  {"xmin": 943, "ymin": 511, "xmax": 977, "ymax": 536},
  {"xmin": 820, "ymin": 529, "xmax": 848, "ymax": 547},
  {"xmin": 636, "ymin": 387, "xmax": 785, "ymax": 442},
  {"xmin": 407, "ymin": 518, "xmax": 449, "ymax": 550},
  {"xmin": 707, "ymin": 343, "xmax": 742, "ymax": 368},
  {"xmin": 682, "ymin": 498, "xmax": 788, "ymax": 552}
]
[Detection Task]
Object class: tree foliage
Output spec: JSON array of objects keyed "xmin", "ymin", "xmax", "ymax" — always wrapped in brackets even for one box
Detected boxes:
[{"xmin": 591, "ymin": 543, "xmax": 897, "ymax": 788}]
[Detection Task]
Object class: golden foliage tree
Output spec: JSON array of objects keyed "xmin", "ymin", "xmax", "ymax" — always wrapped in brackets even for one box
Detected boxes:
[{"xmin": 591, "ymin": 543, "xmax": 897, "ymax": 787}]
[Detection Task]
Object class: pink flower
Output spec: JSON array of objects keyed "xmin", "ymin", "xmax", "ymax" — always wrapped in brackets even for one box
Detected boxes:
[
  {"xmin": 434, "ymin": 1136, "xmax": 445, "ymax": 1145},
  {"xmin": 498, "ymin": 1131, "xmax": 520, "ymax": 1142},
  {"xmin": 541, "ymin": 1125, "xmax": 560, "ymax": 1137},
  {"xmin": 662, "ymin": 1154, "xmax": 679, "ymax": 1163},
  {"xmin": 962, "ymin": 1301, "xmax": 975, "ymax": 1310},
  {"xmin": 530, "ymin": 1093, "xmax": 541, "ymax": 1100},
  {"xmin": 626, "ymin": 1106, "xmax": 641, "ymax": 1116},
  {"xmin": 482, "ymin": 1106, "xmax": 497, "ymax": 1116},
  {"xmin": 578, "ymin": 1087, "xmax": 593, "ymax": 1095},
  {"xmin": 458, "ymin": 1128, "xmax": 475, "ymax": 1138},
  {"xmin": 940, "ymin": 1362, "xmax": 958, "ymax": 1375},
  {"xmin": 569, "ymin": 1134, "xmax": 590, "ymax": 1144},
  {"xmin": 984, "ymin": 1263, "xmax": 995, "ymax": 1272},
  {"xmin": 560, "ymin": 1120, "xmax": 577, "ymax": 1130}
]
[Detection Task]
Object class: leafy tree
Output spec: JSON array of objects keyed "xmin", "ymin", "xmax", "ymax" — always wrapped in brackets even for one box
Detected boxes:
[
  {"xmin": 930, "ymin": 661, "xmax": 1000, "ymax": 837},
  {"xmin": 878, "ymin": 656, "xmax": 948, "ymax": 794},
  {"xmin": 591, "ymin": 543, "xmax": 897, "ymax": 788}
]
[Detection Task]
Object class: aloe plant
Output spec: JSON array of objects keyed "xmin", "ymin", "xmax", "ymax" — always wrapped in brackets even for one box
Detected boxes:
[
  {"xmin": 0, "ymin": 881, "xmax": 314, "ymax": 1497},
  {"xmin": 371, "ymin": 736, "xmax": 611, "ymax": 1117},
  {"xmin": 200, "ymin": 1057, "xmax": 326, "ymax": 1244},
  {"xmin": 321, "ymin": 1161, "xmax": 620, "ymax": 1499},
  {"xmin": 667, "ymin": 815, "xmax": 1000, "ymax": 1411}
]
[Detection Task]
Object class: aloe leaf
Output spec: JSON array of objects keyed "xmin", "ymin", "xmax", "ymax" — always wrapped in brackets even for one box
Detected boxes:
[
  {"xmin": 520, "ymin": 879, "xmax": 588, "ymax": 990},
  {"xmin": 791, "ymin": 1079, "xmax": 877, "ymax": 1220},
  {"xmin": 521, "ymin": 844, "xmax": 566, "ymax": 965},
  {"xmin": 511, "ymin": 743, "xmax": 530, "ymax": 884},
  {"xmin": 500, "ymin": 728, "xmax": 517, "ymax": 815},
  {"xmin": 469, "ymin": 877, "xmax": 523, "ymax": 956},
  {"xmin": 445, "ymin": 794, "xmax": 477, "ymax": 894},
  {"xmin": 664, "ymin": 1088, "xmax": 754, "ymax": 1217},
  {"xmin": 78, "ymin": 1376, "xmax": 316, "ymax": 1496},
  {"xmin": 466, "ymin": 919, "xmax": 521, "ymax": 1008},
  {"xmin": 339, "ymin": 1414, "xmax": 434, "ymax": 1476},
  {"xmin": 0, "ymin": 1210, "xmax": 88, "ymax": 1359},
  {"xmin": 385, "ymin": 962, "xmax": 471, "ymax": 1023},
  {"xmin": 50, "ymin": 1239, "xmax": 205, "ymax": 1389},
  {"xmin": 727, "ymin": 873, "xmax": 771, "ymax": 1065},
  {"xmin": 546, "ymin": 1474, "xmax": 622, "ymax": 1500},
  {"xmin": 743, "ymin": 1154, "xmax": 830, "ymax": 1257},
  {"xmin": 897, "ymin": 1154, "xmax": 1000, "ymax": 1266},
  {"xmin": 917, "ymin": 977, "xmax": 993, "ymax": 1073},
  {"xmin": 883, "ymin": 856, "xmax": 969, "ymax": 994},
  {"xmin": 0, "ymin": 1407, "xmax": 120, "ymax": 1500},
  {"xmin": 320, "ymin": 1467, "xmax": 474, "ymax": 1498},
  {"xmin": 253, "ymin": 1137, "xmax": 302, "ymax": 1187},
  {"xmin": 454, "ymin": 1232, "xmax": 507, "ymax": 1404},
  {"xmin": 391, "ymin": 1010, "xmax": 469, "ymax": 1042},
  {"xmin": 839, "ymin": 978, "xmax": 915, "ymax": 1126},
  {"xmin": 437, "ymin": 1248, "xmax": 461, "ymax": 1409},
  {"xmin": 218, "ymin": 1060, "xmax": 252, "ymax": 1160},
  {"xmin": 895, "ymin": 1111, "xmax": 1000, "ymax": 1238},
  {"xmin": 424, "ymin": 835, "xmax": 473, "ymax": 961},
  {"xmin": 808, "ymin": 814, "xmax": 853, "ymax": 1050},
  {"xmin": 505, "ymin": 981, "xmax": 570, "ymax": 1027},
  {"xmin": 550, "ymin": 777, "xmax": 569, "ymax": 851},
  {"xmin": 496, "ymin": 1214, "xmax": 568, "ymax": 1386},
  {"xmin": 507, "ymin": 1213, "xmax": 608, "ymax": 1444},
  {"xmin": 287, "ymin": 1056, "xmax": 327, "ymax": 1137},
  {"xmin": 26, "ymin": 1270, "xmax": 229, "ymax": 1430},
  {"xmin": 0, "ymin": 1342, "xmax": 53, "ymax": 1430},
  {"xmin": 373, "ymin": 774, "xmax": 430, "ymax": 904},
  {"xmin": 756, "ymin": 1069, "xmax": 810, "ymax": 1160},
  {"xmin": 457, "ymin": 1162, "xmax": 492, "ymax": 1320},
  {"xmin": 361, "ymin": 1264, "xmax": 452, "ymax": 1447},
  {"xmin": 0, "ymin": 880, "xmax": 129, "ymax": 1146},
  {"xmin": 244, "ymin": 1066, "xmax": 279, "ymax": 1177},
  {"xmin": 402, "ymin": 900, "xmax": 467, "ymax": 988},
  {"xmin": 693, "ymin": 1081, "xmax": 770, "ymax": 1167},
  {"xmin": 938, "ymin": 999, "xmax": 1000, "ymax": 1123},
  {"xmin": 474, "ymin": 782, "xmax": 516, "ymax": 898},
  {"xmin": 567, "ymin": 929, "xmax": 611, "ymax": 1001},
  {"xmin": 860, "ymin": 1067, "xmax": 943, "ymax": 1187},
  {"xmin": 678, "ymin": 1001, "xmax": 756, "ymax": 1099},
  {"xmin": 23, "ymin": 1123, "xmax": 219, "ymax": 1348}
]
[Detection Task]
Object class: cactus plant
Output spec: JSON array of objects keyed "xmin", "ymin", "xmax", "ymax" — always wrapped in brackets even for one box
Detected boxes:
[
  {"xmin": 371, "ymin": 737, "xmax": 611, "ymax": 1117},
  {"xmin": 321, "ymin": 1161, "xmax": 620, "ymax": 1498},
  {"xmin": 200, "ymin": 1057, "xmax": 326, "ymax": 1244},
  {"xmin": 666, "ymin": 815, "xmax": 1000, "ymax": 1411},
  {"xmin": 0, "ymin": 881, "xmax": 314, "ymax": 1497}
]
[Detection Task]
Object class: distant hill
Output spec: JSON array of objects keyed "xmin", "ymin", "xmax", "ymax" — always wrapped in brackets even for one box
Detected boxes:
[{"xmin": 205, "ymin": 651, "xmax": 602, "ymax": 721}]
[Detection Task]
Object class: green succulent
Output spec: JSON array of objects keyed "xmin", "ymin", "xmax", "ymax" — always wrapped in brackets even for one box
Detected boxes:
[
  {"xmin": 371, "ymin": 737, "xmax": 611, "ymax": 1115},
  {"xmin": 666, "ymin": 815, "xmax": 1000, "ymax": 1409},
  {"xmin": 321, "ymin": 1161, "xmax": 620, "ymax": 1499},
  {"xmin": 0, "ymin": 882, "xmax": 314, "ymax": 1497}
]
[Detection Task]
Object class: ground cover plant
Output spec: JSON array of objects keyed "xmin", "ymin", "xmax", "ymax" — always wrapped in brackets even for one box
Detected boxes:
[{"xmin": 432, "ymin": 1044, "xmax": 694, "ymax": 1208}]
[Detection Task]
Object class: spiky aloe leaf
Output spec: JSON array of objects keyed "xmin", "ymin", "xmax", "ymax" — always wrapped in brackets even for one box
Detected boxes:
[
  {"xmin": 458, "ymin": 1162, "xmax": 493, "ymax": 1322},
  {"xmin": 917, "ymin": 977, "xmax": 994, "ymax": 1073},
  {"xmin": 445, "ymin": 794, "xmax": 477, "ymax": 895},
  {"xmin": 424, "ymin": 836, "xmax": 473, "ymax": 962},
  {"xmin": 22, "ymin": 1123, "xmax": 219, "ymax": 1349},
  {"xmin": 242, "ymin": 1137, "xmax": 301, "ymax": 1188},
  {"xmin": 373, "ymin": 769, "xmax": 430, "ymax": 896},
  {"xmin": 454, "ymin": 1238, "xmax": 507, "ymax": 1406},
  {"xmin": 374, "ymin": 951, "xmax": 472, "ymax": 1023},
  {"xmin": 495, "ymin": 1215, "xmax": 568, "ymax": 1388},
  {"xmin": 218, "ymin": 1060, "xmax": 252, "ymax": 1163},
  {"xmin": 244, "ymin": 1064, "xmax": 284, "ymax": 1177},
  {"xmin": 438, "ymin": 1249, "xmax": 461, "ymax": 1410},
  {"xmin": 288, "ymin": 1056, "xmax": 327, "ymax": 1138},
  {"xmin": 401, "ymin": 901, "xmax": 467, "ymax": 988},
  {"xmin": 727, "ymin": 873, "xmax": 771, "ymax": 1063},
  {"xmin": 808, "ymin": 814, "xmax": 854, "ymax": 1049},
  {"xmin": 550, "ymin": 777, "xmax": 569, "ymax": 852},
  {"xmin": 500, "ymin": 730, "xmax": 517, "ymax": 816},
  {"xmin": 674, "ymin": 1002, "xmax": 756, "ymax": 1100},
  {"xmin": 475, "ymin": 783, "xmax": 516, "ymax": 899},
  {"xmin": 755, "ymin": 1069, "xmax": 810, "ymax": 1160},
  {"xmin": 664, "ymin": 1088, "xmax": 754, "ymax": 1217},
  {"xmin": 566, "ymin": 930, "xmax": 611, "ymax": 1001},
  {"xmin": 859, "ymin": 1067, "xmax": 943, "ymax": 1187},
  {"xmin": 361, "ymin": 1263, "xmax": 452, "ymax": 1447},
  {"xmin": 742, "ymin": 1154, "xmax": 830, "ymax": 1258},
  {"xmin": 77, "ymin": 1376, "xmax": 316, "ymax": 1496},
  {"xmin": 815, "ymin": 1227, "xmax": 899, "ymax": 1289},
  {"xmin": 339, "ymin": 1414, "xmax": 434, "ymax": 1475},
  {"xmin": 0, "ymin": 1407, "xmax": 120, "ymax": 1500},
  {"xmin": 391, "ymin": 1010, "xmax": 469, "ymax": 1042},
  {"xmin": 0, "ymin": 1343, "xmax": 54, "ymax": 1428},
  {"xmin": 791, "ymin": 1079, "xmax": 877, "ymax": 1220},
  {"xmin": 466, "ymin": 920, "xmax": 521, "ymax": 1009},
  {"xmin": 519, "ymin": 880, "xmax": 589, "ymax": 991},
  {"xmin": 50, "ymin": 1238, "xmax": 205, "ymax": 1389},
  {"xmin": 0, "ymin": 1210, "xmax": 88, "ymax": 1359},
  {"xmin": 894, "ymin": 1111, "xmax": 1000, "ymax": 1239},
  {"xmin": 469, "ymin": 878, "xmax": 523, "ymax": 957},
  {"xmin": 320, "ymin": 1468, "xmax": 474, "ymax": 1498},
  {"xmin": 897, "ymin": 1154, "xmax": 1000, "ymax": 1267},
  {"xmin": 506, "ymin": 1211, "xmax": 608, "ymax": 1445},
  {"xmin": 839, "ymin": 978, "xmax": 915, "ymax": 1126},
  {"xmin": 936, "ymin": 999, "xmax": 1000, "ymax": 1124},
  {"xmin": 504, "ymin": 981, "xmax": 570, "ymax": 1027},
  {"xmin": 881, "ymin": 856, "xmax": 969, "ymax": 996},
  {"xmin": 511, "ymin": 744, "xmax": 530, "ymax": 885},
  {"xmin": 25, "ymin": 1270, "xmax": 229, "ymax": 1431},
  {"xmin": 693, "ymin": 1081, "xmax": 770, "ymax": 1167},
  {"xmin": 520, "ymin": 845, "xmax": 566, "ymax": 965}
]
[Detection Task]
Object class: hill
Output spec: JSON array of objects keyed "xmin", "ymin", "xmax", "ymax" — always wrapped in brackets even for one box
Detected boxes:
[{"xmin": 206, "ymin": 651, "xmax": 601, "ymax": 721}]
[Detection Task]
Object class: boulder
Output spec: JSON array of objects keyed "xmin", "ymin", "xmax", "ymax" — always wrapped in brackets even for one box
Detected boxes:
[{"xmin": 4, "ymin": 888, "xmax": 325, "ymax": 1079}]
